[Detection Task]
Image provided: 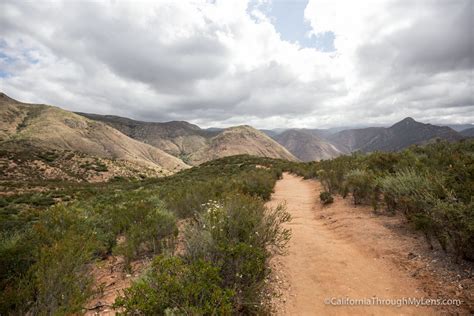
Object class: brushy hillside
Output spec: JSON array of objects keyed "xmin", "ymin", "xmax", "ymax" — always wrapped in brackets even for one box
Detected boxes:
[
  {"xmin": 0, "ymin": 144, "xmax": 173, "ymax": 189},
  {"xmin": 0, "ymin": 155, "xmax": 291, "ymax": 315},
  {"xmin": 0, "ymin": 93, "xmax": 188, "ymax": 173}
]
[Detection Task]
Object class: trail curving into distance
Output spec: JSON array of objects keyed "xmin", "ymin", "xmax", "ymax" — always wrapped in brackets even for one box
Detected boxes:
[{"xmin": 267, "ymin": 173, "xmax": 436, "ymax": 315}]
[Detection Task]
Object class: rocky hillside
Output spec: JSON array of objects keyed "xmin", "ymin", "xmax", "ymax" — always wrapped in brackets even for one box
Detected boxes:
[
  {"xmin": 273, "ymin": 129, "xmax": 343, "ymax": 161},
  {"xmin": 0, "ymin": 93, "xmax": 189, "ymax": 175},
  {"xmin": 80, "ymin": 113, "xmax": 299, "ymax": 165},
  {"xmin": 76, "ymin": 113, "xmax": 218, "ymax": 159},
  {"xmin": 187, "ymin": 125, "xmax": 298, "ymax": 165},
  {"xmin": 327, "ymin": 117, "xmax": 463, "ymax": 153},
  {"xmin": 2, "ymin": 93, "xmax": 466, "ymax": 170}
]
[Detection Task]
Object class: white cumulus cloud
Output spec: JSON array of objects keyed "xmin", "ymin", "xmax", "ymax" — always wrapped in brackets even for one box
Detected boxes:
[{"xmin": 0, "ymin": 0, "xmax": 472, "ymax": 128}]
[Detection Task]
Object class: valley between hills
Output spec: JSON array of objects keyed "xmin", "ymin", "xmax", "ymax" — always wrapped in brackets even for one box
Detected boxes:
[
  {"xmin": 1, "ymin": 92, "xmax": 473, "ymax": 315},
  {"xmin": 1, "ymin": 92, "xmax": 470, "ymax": 187}
]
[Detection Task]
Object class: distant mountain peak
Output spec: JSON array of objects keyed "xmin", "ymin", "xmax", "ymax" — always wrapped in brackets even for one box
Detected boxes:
[
  {"xmin": 227, "ymin": 125, "xmax": 253, "ymax": 130},
  {"xmin": 187, "ymin": 124, "xmax": 298, "ymax": 165},
  {"xmin": 400, "ymin": 117, "xmax": 416, "ymax": 123},
  {"xmin": 391, "ymin": 117, "xmax": 420, "ymax": 128}
]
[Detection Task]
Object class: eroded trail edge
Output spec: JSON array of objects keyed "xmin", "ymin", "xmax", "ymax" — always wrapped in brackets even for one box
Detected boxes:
[{"xmin": 267, "ymin": 173, "xmax": 437, "ymax": 316}]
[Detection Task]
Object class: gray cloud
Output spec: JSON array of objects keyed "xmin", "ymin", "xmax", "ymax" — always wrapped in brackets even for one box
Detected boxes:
[{"xmin": 0, "ymin": 0, "xmax": 472, "ymax": 128}]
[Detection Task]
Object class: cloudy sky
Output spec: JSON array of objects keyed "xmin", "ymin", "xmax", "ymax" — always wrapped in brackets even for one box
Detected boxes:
[{"xmin": 0, "ymin": 0, "xmax": 472, "ymax": 128}]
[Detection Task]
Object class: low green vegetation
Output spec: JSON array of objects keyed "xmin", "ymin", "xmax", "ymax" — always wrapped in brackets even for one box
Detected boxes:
[
  {"xmin": 0, "ymin": 155, "xmax": 289, "ymax": 315},
  {"xmin": 79, "ymin": 160, "xmax": 108, "ymax": 172},
  {"xmin": 116, "ymin": 195, "xmax": 290, "ymax": 314},
  {"xmin": 1, "ymin": 140, "xmax": 472, "ymax": 314},
  {"xmin": 319, "ymin": 191, "xmax": 334, "ymax": 205},
  {"xmin": 115, "ymin": 255, "xmax": 235, "ymax": 315},
  {"xmin": 311, "ymin": 140, "xmax": 474, "ymax": 261}
]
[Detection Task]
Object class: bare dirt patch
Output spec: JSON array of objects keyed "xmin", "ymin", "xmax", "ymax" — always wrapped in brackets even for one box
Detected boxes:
[{"xmin": 85, "ymin": 256, "xmax": 150, "ymax": 316}]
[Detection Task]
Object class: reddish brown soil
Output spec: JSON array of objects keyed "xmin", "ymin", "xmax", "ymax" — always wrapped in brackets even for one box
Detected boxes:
[{"xmin": 85, "ymin": 256, "xmax": 149, "ymax": 316}]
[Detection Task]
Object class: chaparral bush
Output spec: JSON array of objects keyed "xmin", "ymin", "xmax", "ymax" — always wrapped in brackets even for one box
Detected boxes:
[
  {"xmin": 114, "ymin": 255, "xmax": 234, "ymax": 315},
  {"xmin": 182, "ymin": 194, "xmax": 290, "ymax": 313},
  {"xmin": 345, "ymin": 169, "xmax": 375, "ymax": 205},
  {"xmin": 319, "ymin": 191, "xmax": 334, "ymax": 205}
]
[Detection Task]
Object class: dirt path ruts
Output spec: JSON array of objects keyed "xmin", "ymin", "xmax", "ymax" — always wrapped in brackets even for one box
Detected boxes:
[{"xmin": 267, "ymin": 173, "xmax": 436, "ymax": 315}]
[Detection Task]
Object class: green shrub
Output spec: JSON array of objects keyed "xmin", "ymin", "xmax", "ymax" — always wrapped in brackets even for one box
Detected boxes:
[
  {"xmin": 239, "ymin": 170, "xmax": 276, "ymax": 200},
  {"xmin": 0, "ymin": 232, "xmax": 35, "ymax": 315},
  {"xmin": 375, "ymin": 168, "xmax": 474, "ymax": 259},
  {"xmin": 365, "ymin": 152, "xmax": 399, "ymax": 174},
  {"xmin": 27, "ymin": 234, "xmax": 95, "ymax": 315},
  {"xmin": 114, "ymin": 204, "xmax": 177, "ymax": 268},
  {"xmin": 161, "ymin": 180, "xmax": 225, "ymax": 218},
  {"xmin": 80, "ymin": 161, "xmax": 108, "ymax": 172},
  {"xmin": 114, "ymin": 255, "xmax": 234, "ymax": 315},
  {"xmin": 316, "ymin": 155, "xmax": 361, "ymax": 193},
  {"xmin": 219, "ymin": 242, "xmax": 267, "ymax": 310},
  {"xmin": 318, "ymin": 169, "xmax": 343, "ymax": 194},
  {"xmin": 378, "ymin": 170, "xmax": 443, "ymax": 215},
  {"xmin": 319, "ymin": 191, "xmax": 334, "ymax": 205},
  {"xmin": 429, "ymin": 198, "xmax": 474, "ymax": 261},
  {"xmin": 274, "ymin": 167, "xmax": 283, "ymax": 180},
  {"xmin": 183, "ymin": 195, "xmax": 290, "ymax": 313},
  {"xmin": 345, "ymin": 169, "xmax": 374, "ymax": 205},
  {"xmin": 185, "ymin": 196, "xmax": 291, "ymax": 259}
]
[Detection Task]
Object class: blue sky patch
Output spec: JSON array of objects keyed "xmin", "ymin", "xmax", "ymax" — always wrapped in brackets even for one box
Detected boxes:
[
  {"xmin": 0, "ymin": 51, "xmax": 15, "ymax": 64},
  {"xmin": 0, "ymin": 69, "xmax": 11, "ymax": 78},
  {"xmin": 250, "ymin": 0, "xmax": 335, "ymax": 52}
]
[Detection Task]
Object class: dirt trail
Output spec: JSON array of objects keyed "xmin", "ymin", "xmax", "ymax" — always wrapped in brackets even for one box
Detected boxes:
[{"xmin": 267, "ymin": 173, "xmax": 437, "ymax": 315}]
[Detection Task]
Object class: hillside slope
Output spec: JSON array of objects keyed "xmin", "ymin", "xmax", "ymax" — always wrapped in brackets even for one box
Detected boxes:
[
  {"xmin": 326, "ymin": 127, "xmax": 385, "ymax": 152},
  {"xmin": 79, "ymin": 113, "xmax": 299, "ymax": 165},
  {"xmin": 76, "ymin": 113, "xmax": 218, "ymax": 159},
  {"xmin": 460, "ymin": 127, "xmax": 474, "ymax": 138},
  {"xmin": 0, "ymin": 93, "xmax": 189, "ymax": 174},
  {"xmin": 188, "ymin": 126, "xmax": 298, "ymax": 165},
  {"xmin": 328, "ymin": 117, "xmax": 463, "ymax": 152},
  {"xmin": 273, "ymin": 129, "xmax": 343, "ymax": 161}
]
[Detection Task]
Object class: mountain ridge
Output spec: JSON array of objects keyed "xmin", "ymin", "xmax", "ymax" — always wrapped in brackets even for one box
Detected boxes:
[
  {"xmin": 76, "ymin": 112, "xmax": 217, "ymax": 159},
  {"xmin": 0, "ymin": 94, "xmax": 189, "ymax": 176},
  {"xmin": 326, "ymin": 117, "xmax": 463, "ymax": 153},
  {"xmin": 460, "ymin": 127, "xmax": 474, "ymax": 138},
  {"xmin": 273, "ymin": 129, "xmax": 343, "ymax": 161},
  {"xmin": 77, "ymin": 112, "xmax": 298, "ymax": 165},
  {"xmin": 1, "ymin": 93, "xmax": 467, "ymax": 167}
]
